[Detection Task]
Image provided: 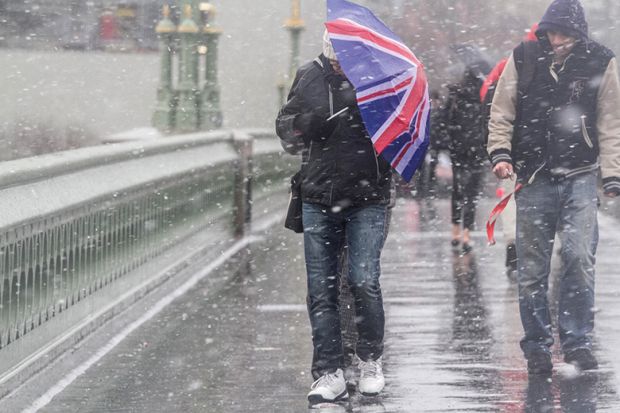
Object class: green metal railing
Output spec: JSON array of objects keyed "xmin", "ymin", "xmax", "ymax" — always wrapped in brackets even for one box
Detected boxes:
[
  {"xmin": 0, "ymin": 129, "xmax": 296, "ymax": 381},
  {"xmin": 0, "ymin": 172, "xmax": 233, "ymax": 347}
]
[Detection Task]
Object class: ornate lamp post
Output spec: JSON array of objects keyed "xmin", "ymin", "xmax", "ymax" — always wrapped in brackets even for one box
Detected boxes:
[
  {"xmin": 176, "ymin": 4, "xmax": 200, "ymax": 133},
  {"xmin": 199, "ymin": 2, "xmax": 223, "ymax": 130},
  {"xmin": 285, "ymin": 0, "xmax": 305, "ymax": 80},
  {"xmin": 278, "ymin": 0, "xmax": 305, "ymax": 107},
  {"xmin": 153, "ymin": 1, "xmax": 223, "ymax": 134},
  {"xmin": 152, "ymin": 5, "xmax": 176, "ymax": 133}
]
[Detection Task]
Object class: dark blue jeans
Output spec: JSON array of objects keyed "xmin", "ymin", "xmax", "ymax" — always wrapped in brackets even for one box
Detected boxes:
[
  {"xmin": 515, "ymin": 172, "xmax": 598, "ymax": 358},
  {"xmin": 303, "ymin": 203, "xmax": 387, "ymax": 379}
]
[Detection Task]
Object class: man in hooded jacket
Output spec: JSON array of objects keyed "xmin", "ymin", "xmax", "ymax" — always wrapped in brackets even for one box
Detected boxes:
[
  {"xmin": 276, "ymin": 31, "xmax": 391, "ymax": 403},
  {"xmin": 488, "ymin": 0, "xmax": 620, "ymax": 374}
]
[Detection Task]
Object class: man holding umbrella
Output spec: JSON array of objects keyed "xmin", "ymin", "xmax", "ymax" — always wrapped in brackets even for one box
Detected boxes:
[{"xmin": 276, "ymin": 0, "xmax": 430, "ymax": 404}]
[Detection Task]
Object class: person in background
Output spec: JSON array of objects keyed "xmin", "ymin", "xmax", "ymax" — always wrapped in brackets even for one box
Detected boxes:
[
  {"xmin": 423, "ymin": 90, "xmax": 450, "ymax": 199},
  {"xmin": 488, "ymin": 0, "xmax": 620, "ymax": 374},
  {"xmin": 276, "ymin": 30, "xmax": 391, "ymax": 404},
  {"xmin": 445, "ymin": 66, "xmax": 488, "ymax": 253}
]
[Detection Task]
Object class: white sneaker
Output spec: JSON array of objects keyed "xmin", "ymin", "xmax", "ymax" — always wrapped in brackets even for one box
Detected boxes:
[
  {"xmin": 307, "ymin": 369, "xmax": 349, "ymax": 404},
  {"xmin": 358, "ymin": 356, "xmax": 385, "ymax": 396}
]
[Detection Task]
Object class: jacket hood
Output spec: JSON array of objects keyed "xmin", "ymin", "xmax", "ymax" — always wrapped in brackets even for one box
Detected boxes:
[{"xmin": 536, "ymin": 0, "xmax": 588, "ymax": 39}]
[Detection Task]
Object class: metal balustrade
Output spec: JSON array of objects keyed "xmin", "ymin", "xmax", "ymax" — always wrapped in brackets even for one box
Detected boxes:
[{"xmin": 0, "ymin": 129, "xmax": 296, "ymax": 386}]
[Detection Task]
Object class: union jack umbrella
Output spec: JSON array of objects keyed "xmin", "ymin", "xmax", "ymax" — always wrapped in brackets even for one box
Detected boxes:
[{"xmin": 326, "ymin": 0, "xmax": 431, "ymax": 182}]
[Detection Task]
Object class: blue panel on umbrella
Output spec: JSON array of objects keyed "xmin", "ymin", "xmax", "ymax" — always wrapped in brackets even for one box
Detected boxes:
[{"xmin": 358, "ymin": 90, "xmax": 407, "ymax": 138}]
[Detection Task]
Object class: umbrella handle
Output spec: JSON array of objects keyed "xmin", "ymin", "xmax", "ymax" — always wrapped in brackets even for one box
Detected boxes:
[{"xmin": 326, "ymin": 107, "xmax": 349, "ymax": 121}]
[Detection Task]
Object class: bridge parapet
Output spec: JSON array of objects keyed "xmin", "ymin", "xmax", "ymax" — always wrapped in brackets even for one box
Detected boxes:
[{"xmin": 0, "ymin": 129, "xmax": 294, "ymax": 394}]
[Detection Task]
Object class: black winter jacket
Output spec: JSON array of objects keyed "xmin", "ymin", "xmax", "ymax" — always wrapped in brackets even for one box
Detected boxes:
[
  {"xmin": 275, "ymin": 55, "xmax": 392, "ymax": 208},
  {"xmin": 444, "ymin": 71, "xmax": 487, "ymax": 168}
]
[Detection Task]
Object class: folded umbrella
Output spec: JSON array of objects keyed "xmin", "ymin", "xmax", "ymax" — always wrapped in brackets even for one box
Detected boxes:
[{"xmin": 450, "ymin": 43, "xmax": 493, "ymax": 80}]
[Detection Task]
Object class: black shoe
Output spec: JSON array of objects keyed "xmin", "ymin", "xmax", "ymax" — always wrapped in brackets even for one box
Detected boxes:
[
  {"xmin": 565, "ymin": 348, "xmax": 598, "ymax": 371},
  {"xmin": 505, "ymin": 242, "xmax": 517, "ymax": 271},
  {"xmin": 451, "ymin": 239, "xmax": 460, "ymax": 254},
  {"xmin": 527, "ymin": 352, "xmax": 553, "ymax": 375},
  {"xmin": 461, "ymin": 242, "xmax": 473, "ymax": 254},
  {"xmin": 506, "ymin": 267, "xmax": 518, "ymax": 282}
]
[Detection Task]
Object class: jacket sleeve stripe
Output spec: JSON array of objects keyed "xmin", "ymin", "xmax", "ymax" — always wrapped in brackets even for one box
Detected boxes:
[
  {"xmin": 489, "ymin": 149, "xmax": 512, "ymax": 166},
  {"xmin": 603, "ymin": 177, "xmax": 620, "ymax": 192}
]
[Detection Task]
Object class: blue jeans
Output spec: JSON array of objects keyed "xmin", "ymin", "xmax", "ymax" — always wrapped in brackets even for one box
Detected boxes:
[
  {"xmin": 303, "ymin": 202, "xmax": 387, "ymax": 379},
  {"xmin": 515, "ymin": 172, "xmax": 598, "ymax": 358}
]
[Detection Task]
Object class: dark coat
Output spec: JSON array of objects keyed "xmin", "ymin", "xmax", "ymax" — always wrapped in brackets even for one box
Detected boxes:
[
  {"xmin": 275, "ymin": 55, "xmax": 392, "ymax": 208},
  {"xmin": 444, "ymin": 71, "xmax": 487, "ymax": 168}
]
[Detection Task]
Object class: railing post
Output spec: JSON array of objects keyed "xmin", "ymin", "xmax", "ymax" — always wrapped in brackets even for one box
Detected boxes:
[{"xmin": 232, "ymin": 133, "xmax": 253, "ymax": 238}]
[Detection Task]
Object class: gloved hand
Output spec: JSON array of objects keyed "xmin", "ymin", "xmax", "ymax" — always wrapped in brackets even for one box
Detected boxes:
[
  {"xmin": 294, "ymin": 111, "xmax": 337, "ymax": 144},
  {"xmin": 338, "ymin": 81, "xmax": 357, "ymax": 108},
  {"xmin": 294, "ymin": 111, "xmax": 323, "ymax": 137}
]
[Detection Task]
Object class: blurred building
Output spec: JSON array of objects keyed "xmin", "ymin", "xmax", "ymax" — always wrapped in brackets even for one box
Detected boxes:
[{"xmin": 0, "ymin": 0, "xmax": 164, "ymax": 50}]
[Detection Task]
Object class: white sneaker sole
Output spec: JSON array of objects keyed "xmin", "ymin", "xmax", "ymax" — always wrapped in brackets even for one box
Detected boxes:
[
  {"xmin": 308, "ymin": 389, "xmax": 349, "ymax": 405},
  {"xmin": 359, "ymin": 383, "xmax": 384, "ymax": 396}
]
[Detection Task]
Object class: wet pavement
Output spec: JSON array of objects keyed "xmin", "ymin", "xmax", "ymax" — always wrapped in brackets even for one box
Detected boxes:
[{"xmin": 6, "ymin": 197, "xmax": 620, "ymax": 412}]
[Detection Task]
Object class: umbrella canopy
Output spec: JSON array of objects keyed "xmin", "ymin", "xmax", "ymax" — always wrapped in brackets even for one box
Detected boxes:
[
  {"xmin": 450, "ymin": 44, "xmax": 493, "ymax": 80},
  {"xmin": 325, "ymin": 0, "xmax": 430, "ymax": 182}
]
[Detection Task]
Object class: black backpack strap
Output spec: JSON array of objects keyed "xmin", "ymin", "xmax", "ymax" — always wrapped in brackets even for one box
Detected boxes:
[{"xmin": 514, "ymin": 40, "xmax": 540, "ymax": 96}]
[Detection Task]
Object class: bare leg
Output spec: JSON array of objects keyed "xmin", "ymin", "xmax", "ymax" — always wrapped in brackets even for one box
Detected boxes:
[
  {"xmin": 462, "ymin": 228, "xmax": 470, "ymax": 244},
  {"xmin": 452, "ymin": 224, "xmax": 461, "ymax": 245}
]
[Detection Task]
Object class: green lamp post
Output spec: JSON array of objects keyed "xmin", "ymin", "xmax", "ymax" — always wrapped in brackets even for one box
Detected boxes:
[
  {"xmin": 152, "ymin": 1, "xmax": 224, "ymax": 134},
  {"xmin": 152, "ymin": 5, "xmax": 176, "ymax": 133},
  {"xmin": 199, "ymin": 2, "xmax": 223, "ymax": 130},
  {"xmin": 278, "ymin": 0, "xmax": 305, "ymax": 107},
  {"xmin": 176, "ymin": 4, "xmax": 200, "ymax": 133},
  {"xmin": 285, "ymin": 0, "xmax": 305, "ymax": 81}
]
